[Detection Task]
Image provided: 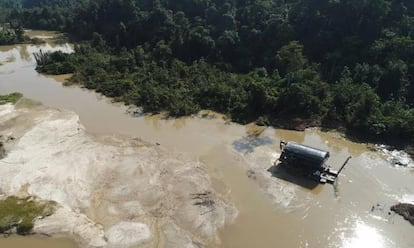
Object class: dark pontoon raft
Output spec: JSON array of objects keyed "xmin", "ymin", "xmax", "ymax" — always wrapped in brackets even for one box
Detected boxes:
[{"xmin": 278, "ymin": 140, "xmax": 351, "ymax": 184}]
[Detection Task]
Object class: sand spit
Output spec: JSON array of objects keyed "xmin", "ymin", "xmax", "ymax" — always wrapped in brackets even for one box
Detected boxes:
[{"xmin": 0, "ymin": 100, "xmax": 236, "ymax": 247}]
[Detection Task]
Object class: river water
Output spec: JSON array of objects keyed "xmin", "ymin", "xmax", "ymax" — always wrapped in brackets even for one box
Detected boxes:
[{"xmin": 0, "ymin": 31, "xmax": 413, "ymax": 248}]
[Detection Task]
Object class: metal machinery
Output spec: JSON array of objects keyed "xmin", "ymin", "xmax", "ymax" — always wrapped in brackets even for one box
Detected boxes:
[{"xmin": 278, "ymin": 140, "xmax": 351, "ymax": 184}]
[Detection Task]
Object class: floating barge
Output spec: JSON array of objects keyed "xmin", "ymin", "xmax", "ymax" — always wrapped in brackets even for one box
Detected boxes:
[{"xmin": 278, "ymin": 140, "xmax": 351, "ymax": 184}]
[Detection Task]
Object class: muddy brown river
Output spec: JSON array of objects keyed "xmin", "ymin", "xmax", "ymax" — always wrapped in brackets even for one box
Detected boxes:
[{"xmin": 0, "ymin": 31, "xmax": 413, "ymax": 248}]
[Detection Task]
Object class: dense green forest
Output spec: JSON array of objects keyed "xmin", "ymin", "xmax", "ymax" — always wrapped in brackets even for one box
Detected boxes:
[{"xmin": 2, "ymin": 0, "xmax": 414, "ymax": 144}]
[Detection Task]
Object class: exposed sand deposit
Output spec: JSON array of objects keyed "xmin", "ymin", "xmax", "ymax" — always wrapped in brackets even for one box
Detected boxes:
[{"xmin": 0, "ymin": 100, "xmax": 236, "ymax": 247}]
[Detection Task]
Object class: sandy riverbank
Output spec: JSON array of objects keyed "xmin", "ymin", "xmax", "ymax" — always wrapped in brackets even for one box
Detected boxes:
[{"xmin": 0, "ymin": 99, "xmax": 237, "ymax": 247}]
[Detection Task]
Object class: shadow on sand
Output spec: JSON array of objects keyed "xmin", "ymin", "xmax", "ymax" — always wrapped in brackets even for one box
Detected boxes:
[{"xmin": 267, "ymin": 163, "xmax": 320, "ymax": 190}]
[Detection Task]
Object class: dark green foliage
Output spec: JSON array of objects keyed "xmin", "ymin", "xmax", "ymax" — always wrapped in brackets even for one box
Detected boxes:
[
  {"xmin": 0, "ymin": 0, "xmax": 20, "ymax": 22},
  {"xmin": 34, "ymin": 50, "xmax": 76, "ymax": 74},
  {"xmin": 5, "ymin": 0, "xmax": 414, "ymax": 144},
  {"xmin": 5, "ymin": 0, "xmax": 80, "ymax": 31},
  {"xmin": 0, "ymin": 0, "xmax": 19, "ymax": 8},
  {"xmin": 0, "ymin": 25, "xmax": 25, "ymax": 45},
  {"xmin": 21, "ymin": 0, "xmax": 80, "ymax": 8}
]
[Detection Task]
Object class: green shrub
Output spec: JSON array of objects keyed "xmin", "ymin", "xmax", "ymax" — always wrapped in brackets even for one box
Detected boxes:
[
  {"xmin": 0, "ymin": 196, "xmax": 55, "ymax": 235},
  {"xmin": 0, "ymin": 93, "xmax": 23, "ymax": 105}
]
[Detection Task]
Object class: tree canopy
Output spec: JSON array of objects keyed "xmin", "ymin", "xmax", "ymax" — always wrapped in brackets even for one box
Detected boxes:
[{"xmin": 3, "ymin": 0, "xmax": 414, "ymax": 144}]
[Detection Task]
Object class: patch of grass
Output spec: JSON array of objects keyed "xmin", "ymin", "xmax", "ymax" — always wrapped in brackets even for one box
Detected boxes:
[
  {"xmin": 0, "ymin": 93, "xmax": 23, "ymax": 105},
  {"xmin": 0, "ymin": 196, "xmax": 55, "ymax": 235}
]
